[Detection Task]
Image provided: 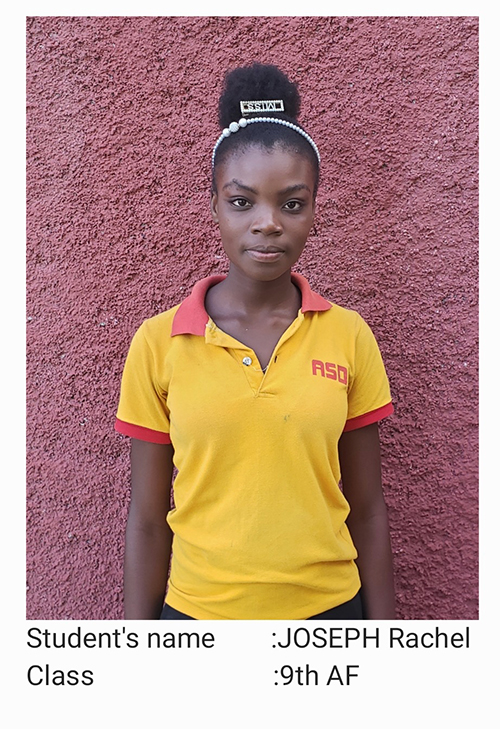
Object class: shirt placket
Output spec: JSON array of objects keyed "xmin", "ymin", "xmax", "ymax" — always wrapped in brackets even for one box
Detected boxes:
[
  {"xmin": 204, "ymin": 320, "xmax": 259, "ymax": 394},
  {"xmin": 204, "ymin": 313, "xmax": 305, "ymax": 396}
]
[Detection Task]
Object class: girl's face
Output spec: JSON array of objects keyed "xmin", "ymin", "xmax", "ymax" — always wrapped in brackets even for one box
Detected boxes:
[{"xmin": 211, "ymin": 145, "xmax": 316, "ymax": 282}]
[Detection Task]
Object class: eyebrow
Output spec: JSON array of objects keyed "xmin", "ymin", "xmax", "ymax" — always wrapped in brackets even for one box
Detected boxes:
[
  {"xmin": 278, "ymin": 183, "xmax": 311, "ymax": 195},
  {"xmin": 222, "ymin": 179, "xmax": 258, "ymax": 193},
  {"xmin": 222, "ymin": 179, "xmax": 311, "ymax": 195}
]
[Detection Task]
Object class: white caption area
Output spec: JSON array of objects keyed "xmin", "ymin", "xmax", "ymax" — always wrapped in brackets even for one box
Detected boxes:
[{"xmin": 19, "ymin": 619, "xmax": 490, "ymax": 725}]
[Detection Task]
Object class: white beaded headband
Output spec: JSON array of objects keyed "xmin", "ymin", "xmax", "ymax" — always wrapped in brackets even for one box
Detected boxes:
[{"xmin": 211, "ymin": 100, "xmax": 320, "ymax": 168}]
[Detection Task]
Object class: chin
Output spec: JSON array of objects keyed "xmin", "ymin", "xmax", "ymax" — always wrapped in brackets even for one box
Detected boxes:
[{"xmin": 248, "ymin": 267, "xmax": 293, "ymax": 283}]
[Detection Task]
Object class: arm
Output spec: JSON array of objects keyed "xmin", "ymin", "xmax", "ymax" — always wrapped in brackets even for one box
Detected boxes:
[
  {"xmin": 338, "ymin": 422, "xmax": 395, "ymax": 619},
  {"xmin": 124, "ymin": 439, "xmax": 175, "ymax": 619}
]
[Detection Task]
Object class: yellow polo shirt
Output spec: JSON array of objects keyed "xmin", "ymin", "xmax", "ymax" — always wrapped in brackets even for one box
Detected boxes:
[{"xmin": 115, "ymin": 273, "xmax": 393, "ymax": 619}]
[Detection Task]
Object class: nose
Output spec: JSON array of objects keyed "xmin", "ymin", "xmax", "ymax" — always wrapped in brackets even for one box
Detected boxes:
[{"xmin": 250, "ymin": 206, "xmax": 283, "ymax": 236}]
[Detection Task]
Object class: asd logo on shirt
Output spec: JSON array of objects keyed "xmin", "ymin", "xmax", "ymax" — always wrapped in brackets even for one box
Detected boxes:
[{"xmin": 311, "ymin": 359, "xmax": 348, "ymax": 385}]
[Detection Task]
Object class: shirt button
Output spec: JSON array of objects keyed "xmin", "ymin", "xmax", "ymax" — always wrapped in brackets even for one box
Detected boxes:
[{"xmin": 242, "ymin": 356, "xmax": 252, "ymax": 366}]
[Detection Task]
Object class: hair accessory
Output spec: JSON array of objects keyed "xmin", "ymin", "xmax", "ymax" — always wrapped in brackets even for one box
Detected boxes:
[
  {"xmin": 212, "ymin": 116, "xmax": 320, "ymax": 168},
  {"xmin": 240, "ymin": 100, "xmax": 285, "ymax": 115}
]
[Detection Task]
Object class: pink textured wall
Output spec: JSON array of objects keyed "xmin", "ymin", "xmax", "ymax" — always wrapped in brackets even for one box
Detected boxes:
[{"xmin": 26, "ymin": 16, "xmax": 478, "ymax": 620}]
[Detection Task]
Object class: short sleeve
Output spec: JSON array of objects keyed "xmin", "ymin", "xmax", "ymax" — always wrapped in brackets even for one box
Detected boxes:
[
  {"xmin": 343, "ymin": 315, "xmax": 393, "ymax": 432},
  {"xmin": 114, "ymin": 323, "xmax": 171, "ymax": 444}
]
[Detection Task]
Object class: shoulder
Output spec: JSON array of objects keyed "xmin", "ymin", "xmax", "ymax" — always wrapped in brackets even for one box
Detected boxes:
[
  {"xmin": 124, "ymin": 304, "xmax": 183, "ymax": 363},
  {"xmin": 137, "ymin": 304, "xmax": 182, "ymax": 341},
  {"xmin": 314, "ymin": 302, "xmax": 383, "ymax": 362},
  {"xmin": 319, "ymin": 301, "xmax": 366, "ymax": 333}
]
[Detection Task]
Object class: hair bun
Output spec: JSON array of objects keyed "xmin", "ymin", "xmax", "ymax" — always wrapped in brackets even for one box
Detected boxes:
[{"xmin": 218, "ymin": 63, "xmax": 301, "ymax": 128}]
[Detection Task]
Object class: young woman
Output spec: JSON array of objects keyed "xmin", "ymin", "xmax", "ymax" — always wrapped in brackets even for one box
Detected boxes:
[{"xmin": 115, "ymin": 64, "xmax": 395, "ymax": 620}]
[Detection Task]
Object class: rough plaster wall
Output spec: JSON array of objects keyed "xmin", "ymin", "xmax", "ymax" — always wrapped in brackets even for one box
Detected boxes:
[{"xmin": 26, "ymin": 16, "xmax": 478, "ymax": 620}]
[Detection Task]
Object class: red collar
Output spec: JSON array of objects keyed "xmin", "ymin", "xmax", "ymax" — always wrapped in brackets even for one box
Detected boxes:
[{"xmin": 171, "ymin": 273, "xmax": 331, "ymax": 336}]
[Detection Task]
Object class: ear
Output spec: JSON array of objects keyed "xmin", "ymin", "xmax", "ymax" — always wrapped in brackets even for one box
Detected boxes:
[
  {"xmin": 310, "ymin": 198, "xmax": 316, "ymax": 229},
  {"xmin": 210, "ymin": 192, "xmax": 219, "ymax": 224},
  {"xmin": 309, "ymin": 199, "xmax": 317, "ymax": 236}
]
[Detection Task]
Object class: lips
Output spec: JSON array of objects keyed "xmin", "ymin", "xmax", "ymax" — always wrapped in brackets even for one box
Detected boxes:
[
  {"xmin": 245, "ymin": 247, "xmax": 285, "ymax": 262},
  {"xmin": 247, "ymin": 246, "xmax": 284, "ymax": 253}
]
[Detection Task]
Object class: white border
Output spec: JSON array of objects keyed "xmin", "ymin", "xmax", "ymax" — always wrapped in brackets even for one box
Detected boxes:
[{"xmin": 7, "ymin": 4, "xmax": 494, "ymax": 721}]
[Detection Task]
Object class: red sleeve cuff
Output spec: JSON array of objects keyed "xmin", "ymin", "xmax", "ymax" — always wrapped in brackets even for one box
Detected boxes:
[
  {"xmin": 114, "ymin": 418, "xmax": 171, "ymax": 444},
  {"xmin": 343, "ymin": 402, "xmax": 394, "ymax": 432}
]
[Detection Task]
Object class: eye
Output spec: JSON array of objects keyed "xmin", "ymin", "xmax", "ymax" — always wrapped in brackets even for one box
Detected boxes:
[
  {"xmin": 283, "ymin": 200, "xmax": 303, "ymax": 211},
  {"xmin": 230, "ymin": 198, "xmax": 251, "ymax": 209}
]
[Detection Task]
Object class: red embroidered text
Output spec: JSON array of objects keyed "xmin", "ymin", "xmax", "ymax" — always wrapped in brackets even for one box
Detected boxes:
[{"xmin": 311, "ymin": 359, "xmax": 348, "ymax": 384}]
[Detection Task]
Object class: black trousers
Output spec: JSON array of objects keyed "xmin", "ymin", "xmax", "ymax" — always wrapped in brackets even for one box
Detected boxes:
[{"xmin": 160, "ymin": 591, "xmax": 364, "ymax": 620}]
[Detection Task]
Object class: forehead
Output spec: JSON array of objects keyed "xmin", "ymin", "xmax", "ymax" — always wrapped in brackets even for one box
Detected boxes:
[{"xmin": 215, "ymin": 144, "xmax": 316, "ymax": 191}]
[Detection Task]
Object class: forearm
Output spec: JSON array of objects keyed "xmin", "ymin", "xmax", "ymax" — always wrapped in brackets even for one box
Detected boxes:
[
  {"xmin": 347, "ymin": 509, "xmax": 395, "ymax": 620},
  {"xmin": 338, "ymin": 423, "xmax": 395, "ymax": 619},
  {"xmin": 125, "ymin": 440, "xmax": 175, "ymax": 620},
  {"xmin": 124, "ymin": 515, "xmax": 173, "ymax": 620}
]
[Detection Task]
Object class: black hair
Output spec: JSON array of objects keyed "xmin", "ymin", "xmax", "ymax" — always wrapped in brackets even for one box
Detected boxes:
[{"xmin": 212, "ymin": 63, "xmax": 320, "ymax": 195}]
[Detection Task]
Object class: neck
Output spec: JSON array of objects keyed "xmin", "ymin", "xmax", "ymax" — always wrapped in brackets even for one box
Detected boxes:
[{"xmin": 220, "ymin": 265, "xmax": 300, "ymax": 315}]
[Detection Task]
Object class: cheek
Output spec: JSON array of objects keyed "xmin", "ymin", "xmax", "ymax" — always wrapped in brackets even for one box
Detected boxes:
[
  {"xmin": 296, "ymin": 215, "xmax": 314, "ymax": 237},
  {"xmin": 217, "ymin": 216, "xmax": 232, "ymax": 235},
  {"xmin": 217, "ymin": 218, "xmax": 238, "ymax": 247}
]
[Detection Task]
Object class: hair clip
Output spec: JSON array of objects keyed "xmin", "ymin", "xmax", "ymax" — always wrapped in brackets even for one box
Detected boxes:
[{"xmin": 240, "ymin": 100, "xmax": 285, "ymax": 116}]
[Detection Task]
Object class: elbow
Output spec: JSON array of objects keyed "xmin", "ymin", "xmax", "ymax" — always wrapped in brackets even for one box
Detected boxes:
[
  {"xmin": 126, "ymin": 505, "xmax": 171, "ymax": 536},
  {"xmin": 347, "ymin": 498, "xmax": 389, "ymax": 528}
]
